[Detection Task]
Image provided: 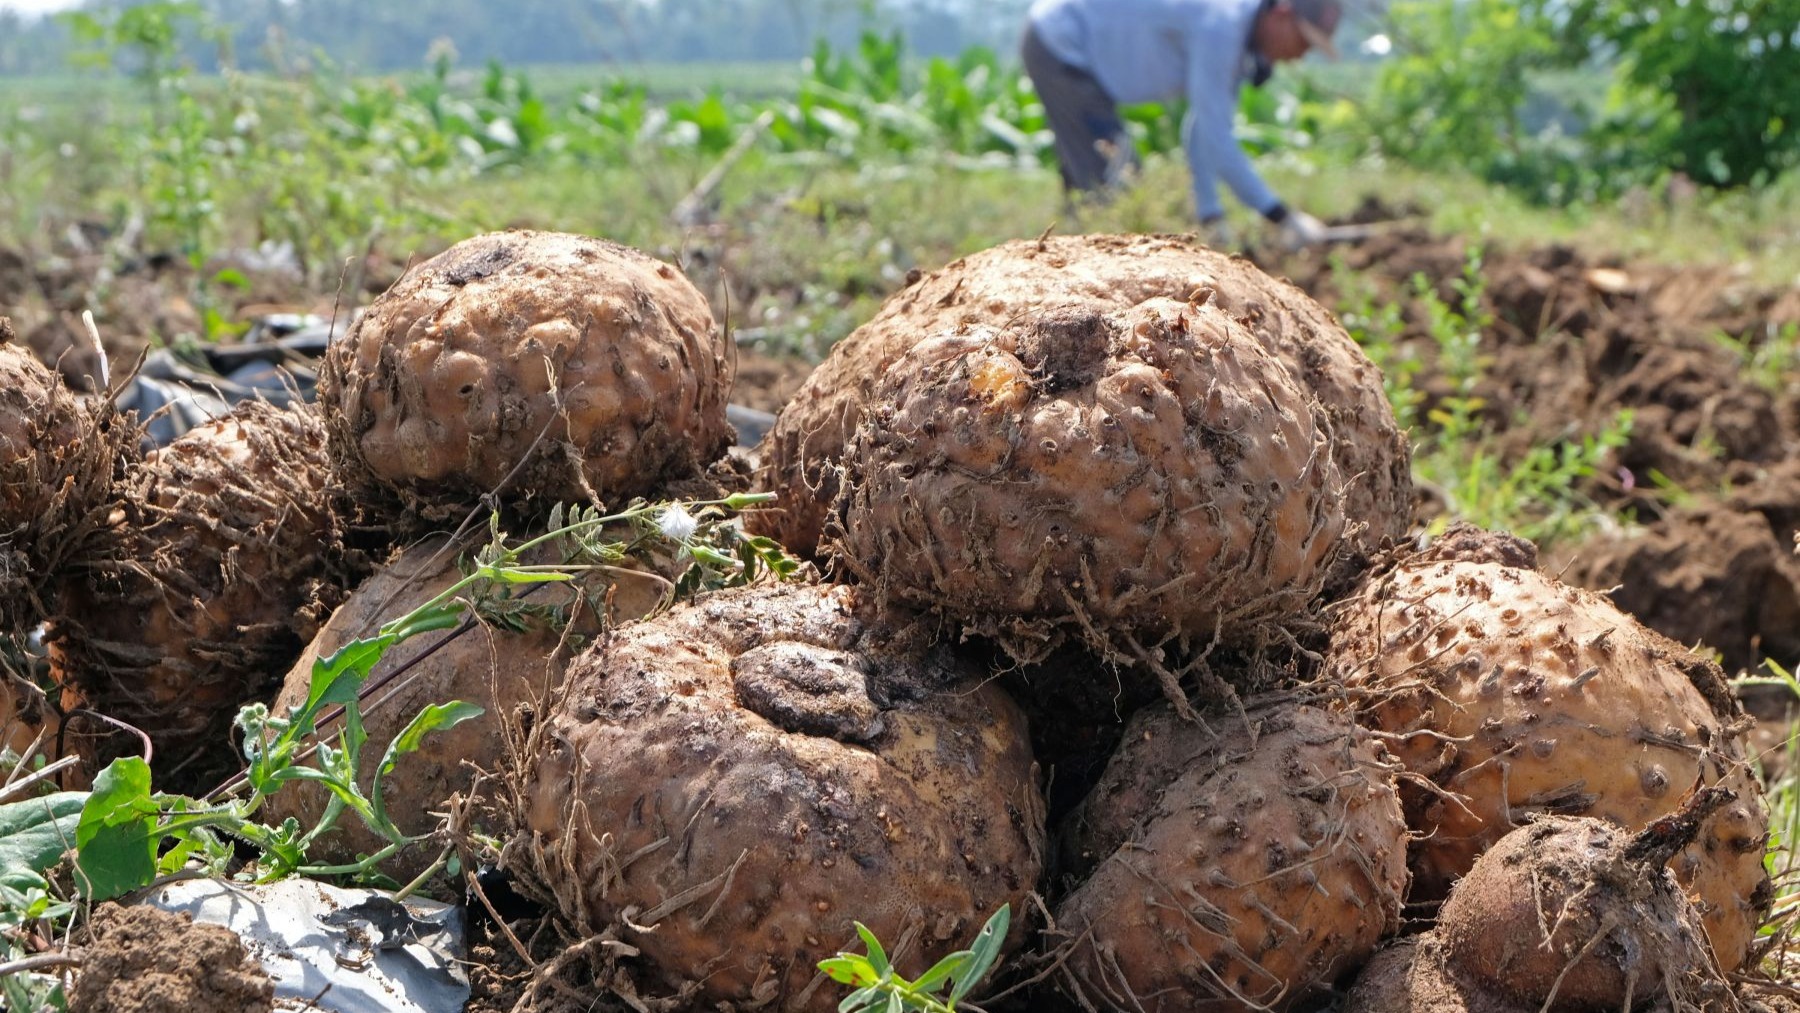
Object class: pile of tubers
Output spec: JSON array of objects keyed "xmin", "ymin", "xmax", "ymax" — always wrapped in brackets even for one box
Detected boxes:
[{"xmin": 0, "ymin": 227, "xmax": 1778, "ymax": 1013}]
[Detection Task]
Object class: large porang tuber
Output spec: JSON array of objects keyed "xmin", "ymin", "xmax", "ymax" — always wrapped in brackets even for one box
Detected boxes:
[
  {"xmin": 753, "ymin": 233, "xmax": 1409, "ymax": 564},
  {"xmin": 1055, "ymin": 702, "xmax": 1409, "ymax": 1012},
  {"xmin": 1326, "ymin": 528, "xmax": 1771, "ymax": 973},
  {"xmin": 829, "ymin": 296, "xmax": 1344, "ymax": 664},
  {"xmin": 0, "ymin": 319, "xmax": 133, "ymax": 635},
  {"xmin": 52, "ymin": 402, "xmax": 362, "ymax": 785},
  {"xmin": 1345, "ymin": 790, "xmax": 1737, "ymax": 1013},
  {"xmin": 321, "ymin": 230, "xmax": 735, "ymax": 521},
  {"xmin": 508, "ymin": 582, "xmax": 1045, "ymax": 1013},
  {"xmin": 261, "ymin": 529, "xmax": 668, "ymax": 880}
]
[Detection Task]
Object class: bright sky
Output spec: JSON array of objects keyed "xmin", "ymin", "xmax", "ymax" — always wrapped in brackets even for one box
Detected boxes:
[{"xmin": 0, "ymin": 0, "xmax": 80, "ymax": 14}]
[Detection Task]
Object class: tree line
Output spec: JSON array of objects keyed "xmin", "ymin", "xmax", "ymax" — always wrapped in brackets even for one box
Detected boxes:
[{"xmin": 0, "ymin": 0, "xmax": 1035, "ymax": 78}]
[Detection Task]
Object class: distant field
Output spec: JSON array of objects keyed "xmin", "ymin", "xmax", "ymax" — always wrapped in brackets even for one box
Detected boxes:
[
  {"xmin": 526, "ymin": 60, "xmax": 805, "ymax": 99},
  {"xmin": 0, "ymin": 59, "xmax": 807, "ymax": 106}
]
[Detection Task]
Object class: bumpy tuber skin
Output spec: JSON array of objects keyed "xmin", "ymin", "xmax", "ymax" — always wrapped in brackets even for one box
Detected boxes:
[
  {"xmin": 753, "ymin": 233, "xmax": 1409, "ymax": 563},
  {"xmin": 1055, "ymin": 703, "xmax": 1409, "ymax": 1013},
  {"xmin": 829, "ymin": 298, "xmax": 1344, "ymax": 662},
  {"xmin": 1442, "ymin": 806, "xmax": 1724, "ymax": 1010},
  {"xmin": 1326, "ymin": 533, "xmax": 1771, "ymax": 973},
  {"xmin": 509, "ymin": 582, "xmax": 1045, "ymax": 1013},
  {"xmin": 1343, "ymin": 938, "xmax": 1529, "ymax": 1013},
  {"xmin": 52, "ymin": 401, "xmax": 366, "ymax": 787},
  {"xmin": 1347, "ymin": 800, "xmax": 1733, "ymax": 1013},
  {"xmin": 261, "ymin": 531, "xmax": 667, "ymax": 881},
  {"xmin": 0, "ymin": 320, "xmax": 136, "ymax": 634},
  {"xmin": 320, "ymin": 230, "xmax": 735, "ymax": 521}
]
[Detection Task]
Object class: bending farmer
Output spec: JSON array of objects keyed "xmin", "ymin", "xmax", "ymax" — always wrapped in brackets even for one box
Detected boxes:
[{"xmin": 1022, "ymin": 0, "xmax": 1340, "ymax": 248}]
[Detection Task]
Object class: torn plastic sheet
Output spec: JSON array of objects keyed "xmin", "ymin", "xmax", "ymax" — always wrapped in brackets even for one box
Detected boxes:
[{"xmin": 142, "ymin": 877, "xmax": 469, "ymax": 1013}]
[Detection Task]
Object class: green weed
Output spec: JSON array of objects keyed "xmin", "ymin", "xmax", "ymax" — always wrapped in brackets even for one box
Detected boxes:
[
  {"xmin": 1353, "ymin": 247, "xmax": 1634, "ymax": 546},
  {"xmin": 1713, "ymin": 321, "xmax": 1800, "ymax": 396},
  {"xmin": 821, "ymin": 904, "xmax": 1011, "ymax": 1013},
  {"xmin": 1734, "ymin": 661, "xmax": 1800, "ymax": 957}
]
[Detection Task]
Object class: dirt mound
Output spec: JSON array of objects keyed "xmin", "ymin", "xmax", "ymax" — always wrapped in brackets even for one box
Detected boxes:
[
  {"xmin": 1269, "ymin": 225, "xmax": 1800, "ymax": 499},
  {"xmin": 70, "ymin": 903, "xmax": 272, "ymax": 1013},
  {"xmin": 1565, "ymin": 475, "xmax": 1800, "ymax": 677},
  {"xmin": 0, "ymin": 237, "xmax": 322, "ymax": 391}
]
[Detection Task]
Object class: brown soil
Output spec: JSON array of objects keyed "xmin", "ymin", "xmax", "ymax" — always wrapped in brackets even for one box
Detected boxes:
[
  {"xmin": 463, "ymin": 912, "xmax": 620, "ymax": 1013},
  {"xmin": 1269, "ymin": 225, "xmax": 1800, "ymax": 499},
  {"xmin": 731, "ymin": 344, "xmax": 813, "ymax": 415},
  {"xmin": 0, "ymin": 239, "xmax": 325, "ymax": 390},
  {"xmin": 1254, "ymin": 213, "xmax": 1800, "ymax": 685},
  {"xmin": 1559, "ymin": 462, "xmax": 1800, "ymax": 677},
  {"xmin": 69, "ymin": 903, "xmax": 273, "ymax": 1013}
]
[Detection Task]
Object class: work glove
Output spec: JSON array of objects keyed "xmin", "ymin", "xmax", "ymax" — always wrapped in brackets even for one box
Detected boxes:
[{"xmin": 1276, "ymin": 208, "xmax": 1330, "ymax": 251}]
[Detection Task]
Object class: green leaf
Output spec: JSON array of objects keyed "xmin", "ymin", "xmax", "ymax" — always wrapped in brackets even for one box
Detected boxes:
[
  {"xmin": 1, "ymin": 868, "xmax": 51, "ymax": 898},
  {"xmin": 0, "ymin": 792, "xmax": 86, "ymax": 875},
  {"xmin": 74, "ymin": 758, "xmax": 160, "ymax": 900},
  {"xmin": 156, "ymin": 827, "xmax": 209, "ymax": 875},
  {"xmin": 210, "ymin": 267, "xmax": 250, "ymax": 290},
  {"xmin": 837, "ymin": 984, "xmax": 879, "ymax": 1013},
  {"xmin": 854, "ymin": 922, "xmax": 890, "ymax": 975},
  {"xmin": 475, "ymin": 563, "xmax": 574, "ymax": 585},
  {"xmin": 688, "ymin": 544, "xmax": 737, "ymax": 567},
  {"xmin": 911, "ymin": 950, "xmax": 971, "ymax": 993},
  {"xmin": 819, "ymin": 955, "xmax": 878, "ymax": 987},
  {"xmin": 307, "ymin": 635, "xmax": 398, "ymax": 716},
  {"xmin": 376, "ymin": 701, "xmax": 484, "ymax": 784},
  {"xmin": 948, "ymin": 904, "xmax": 1010, "ymax": 1004},
  {"xmin": 369, "ymin": 701, "xmax": 484, "ymax": 829}
]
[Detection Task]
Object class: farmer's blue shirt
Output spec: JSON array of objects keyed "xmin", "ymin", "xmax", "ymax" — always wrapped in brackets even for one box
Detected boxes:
[{"xmin": 1028, "ymin": 0, "xmax": 1279, "ymax": 221}]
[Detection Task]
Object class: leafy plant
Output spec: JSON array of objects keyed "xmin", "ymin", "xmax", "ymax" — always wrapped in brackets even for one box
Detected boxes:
[
  {"xmin": 820, "ymin": 904, "xmax": 1011, "ymax": 1013},
  {"xmin": 1367, "ymin": 0, "xmax": 1568, "ymax": 191},
  {"xmin": 1558, "ymin": 0, "xmax": 1800, "ymax": 189},
  {"xmin": 65, "ymin": 1, "xmax": 244, "ymax": 338},
  {"xmin": 1734, "ymin": 660, "xmax": 1800, "ymax": 943},
  {"xmin": 1365, "ymin": 0, "xmax": 1800, "ymax": 201},
  {"xmin": 63, "ymin": 1, "xmax": 208, "ymax": 98},
  {"xmin": 1713, "ymin": 320, "xmax": 1800, "ymax": 395}
]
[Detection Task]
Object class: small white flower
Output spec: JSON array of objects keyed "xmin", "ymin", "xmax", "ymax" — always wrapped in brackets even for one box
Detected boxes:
[{"xmin": 657, "ymin": 504, "xmax": 698, "ymax": 542}]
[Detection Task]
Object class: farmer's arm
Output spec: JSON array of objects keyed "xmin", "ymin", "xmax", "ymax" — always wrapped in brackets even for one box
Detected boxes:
[{"xmin": 1182, "ymin": 37, "xmax": 1281, "ymax": 223}]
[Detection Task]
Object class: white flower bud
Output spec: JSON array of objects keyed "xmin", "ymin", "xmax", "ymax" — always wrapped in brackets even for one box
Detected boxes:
[{"xmin": 657, "ymin": 503, "xmax": 699, "ymax": 542}]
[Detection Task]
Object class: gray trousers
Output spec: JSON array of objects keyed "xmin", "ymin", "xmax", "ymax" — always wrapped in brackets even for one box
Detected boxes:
[{"xmin": 1021, "ymin": 24, "xmax": 1140, "ymax": 195}]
